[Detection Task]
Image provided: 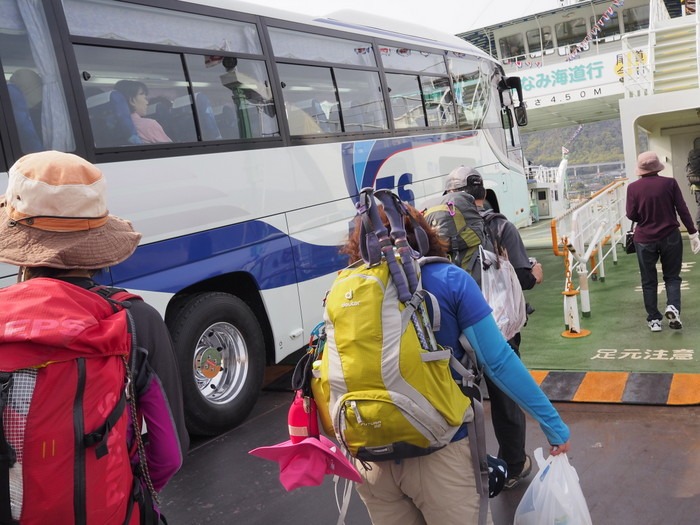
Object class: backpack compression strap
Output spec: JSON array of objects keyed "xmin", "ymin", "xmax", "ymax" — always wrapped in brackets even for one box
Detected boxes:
[{"xmin": 0, "ymin": 373, "xmax": 19, "ymax": 525}]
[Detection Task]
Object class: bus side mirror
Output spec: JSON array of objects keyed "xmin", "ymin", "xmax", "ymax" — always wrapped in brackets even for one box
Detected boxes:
[{"xmin": 505, "ymin": 76, "xmax": 528, "ymax": 127}]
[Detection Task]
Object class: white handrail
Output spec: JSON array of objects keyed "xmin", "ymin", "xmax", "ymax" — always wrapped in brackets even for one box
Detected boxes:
[{"xmin": 551, "ymin": 180, "xmax": 628, "ymax": 330}]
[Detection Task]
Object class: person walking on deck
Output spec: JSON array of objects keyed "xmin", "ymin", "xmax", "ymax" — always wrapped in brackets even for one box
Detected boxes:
[{"xmin": 626, "ymin": 151, "xmax": 700, "ymax": 332}]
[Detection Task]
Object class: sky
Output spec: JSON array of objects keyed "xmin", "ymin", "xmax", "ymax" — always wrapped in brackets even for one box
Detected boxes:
[{"xmin": 241, "ymin": 0, "xmax": 556, "ymax": 34}]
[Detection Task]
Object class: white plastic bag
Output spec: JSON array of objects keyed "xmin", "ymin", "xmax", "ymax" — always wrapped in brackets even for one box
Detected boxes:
[
  {"xmin": 478, "ymin": 246, "xmax": 527, "ymax": 341},
  {"xmin": 514, "ymin": 448, "xmax": 592, "ymax": 525}
]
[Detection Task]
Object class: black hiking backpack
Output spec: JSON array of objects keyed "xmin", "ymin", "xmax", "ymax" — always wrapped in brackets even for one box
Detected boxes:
[{"xmin": 423, "ymin": 192, "xmax": 493, "ymax": 278}]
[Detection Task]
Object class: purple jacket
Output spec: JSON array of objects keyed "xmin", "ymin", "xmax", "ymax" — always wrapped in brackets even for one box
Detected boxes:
[{"xmin": 626, "ymin": 174, "xmax": 697, "ymax": 243}]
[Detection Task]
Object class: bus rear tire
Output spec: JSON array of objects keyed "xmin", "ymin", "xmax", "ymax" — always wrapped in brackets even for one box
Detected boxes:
[{"xmin": 167, "ymin": 292, "xmax": 265, "ymax": 436}]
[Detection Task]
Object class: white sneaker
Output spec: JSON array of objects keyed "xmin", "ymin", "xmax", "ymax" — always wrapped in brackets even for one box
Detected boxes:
[
  {"xmin": 648, "ymin": 319, "xmax": 662, "ymax": 332},
  {"xmin": 665, "ymin": 305, "xmax": 682, "ymax": 329}
]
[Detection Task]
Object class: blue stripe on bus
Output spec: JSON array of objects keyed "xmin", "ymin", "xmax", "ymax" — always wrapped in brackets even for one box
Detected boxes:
[
  {"xmin": 342, "ymin": 132, "xmax": 477, "ymax": 202},
  {"xmin": 107, "ymin": 220, "xmax": 346, "ymax": 293},
  {"xmin": 107, "ymin": 132, "xmax": 478, "ymax": 293}
]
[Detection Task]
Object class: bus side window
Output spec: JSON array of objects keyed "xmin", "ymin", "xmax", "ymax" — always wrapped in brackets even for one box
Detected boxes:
[
  {"xmin": 75, "ymin": 45, "xmax": 190, "ymax": 147},
  {"xmin": 422, "ymin": 76, "xmax": 455, "ymax": 127},
  {"xmin": 334, "ymin": 69, "xmax": 388, "ymax": 133},
  {"xmin": 185, "ymin": 54, "xmax": 279, "ymax": 140},
  {"xmin": 277, "ymin": 63, "xmax": 335, "ymax": 137},
  {"xmin": 0, "ymin": 0, "xmax": 75, "ymax": 154},
  {"xmin": 386, "ymin": 73, "xmax": 426, "ymax": 129}
]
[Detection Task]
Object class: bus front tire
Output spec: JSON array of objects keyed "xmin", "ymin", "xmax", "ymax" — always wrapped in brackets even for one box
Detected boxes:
[{"xmin": 167, "ymin": 292, "xmax": 265, "ymax": 436}]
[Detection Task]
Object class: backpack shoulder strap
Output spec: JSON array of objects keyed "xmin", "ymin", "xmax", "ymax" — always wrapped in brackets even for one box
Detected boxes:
[
  {"xmin": 481, "ymin": 211, "xmax": 508, "ymax": 256},
  {"xmin": 89, "ymin": 285, "xmax": 142, "ymax": 309},
  {"xmin": 418, "ymin": 256, "xmax": 452, "ymax": 267}
]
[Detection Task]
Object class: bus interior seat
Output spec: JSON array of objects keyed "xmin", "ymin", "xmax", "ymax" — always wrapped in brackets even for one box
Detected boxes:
[
  {"xmin": 86, "ymin": 90, "xmax": 142, "ymax": 147},
  {"xmin": 168, "ymin": 94, "xmax": 197, "ymax": 142},
  {"xmin": 215, "ymin": 105, "xmax": 241, "ymax": 139},
  {"xmin": 8, "ymin": 83, "xmax": 43, "ymax": 152},
  {"xmin": 169, "ymin": 93, "xmax": 222, "ymax": 142},
  {"xmin": 146, "ymin": 98, "xmax": 172, "ymax": 131},
  {"xmin": 194, "ymin": 92, "xmax": 222, "ymax": 141}
]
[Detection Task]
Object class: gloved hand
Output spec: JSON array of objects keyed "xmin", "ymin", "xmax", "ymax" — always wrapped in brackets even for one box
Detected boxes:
[{"xmin": 690, "ymin": 232, "xmax": 700, "ymax": 255}]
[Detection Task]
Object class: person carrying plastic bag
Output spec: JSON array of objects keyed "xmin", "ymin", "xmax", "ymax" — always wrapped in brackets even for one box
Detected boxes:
[{"xmin": 514, "ymin": 447, "xmax": 592, "ymax": 525}]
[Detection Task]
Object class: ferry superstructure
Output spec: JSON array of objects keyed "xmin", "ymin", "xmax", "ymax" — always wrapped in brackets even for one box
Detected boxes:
[{"xmin": 460, "ymin": 0, "xmax": 699, "ymax": 219}]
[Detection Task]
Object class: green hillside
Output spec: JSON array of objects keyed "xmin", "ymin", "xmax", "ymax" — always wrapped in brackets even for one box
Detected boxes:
[{"xmin": 521, "ymin": 119, "xmax": 624, "ymax": 166}]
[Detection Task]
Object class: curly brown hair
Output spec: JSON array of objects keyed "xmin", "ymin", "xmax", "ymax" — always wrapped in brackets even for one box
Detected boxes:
[{"xmin": 340, "ymin": 203, "xmax": 448, "ymax": 264}]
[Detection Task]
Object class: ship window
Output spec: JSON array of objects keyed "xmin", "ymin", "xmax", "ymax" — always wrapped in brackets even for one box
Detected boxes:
[
  {"xmin": 498, "ymin": 33, "xmax": 525, "ymax": 63},
  {"xmin": 590, "ymin": 11, "xmax": 621, "ymax": 41},
  {"xmin": 555, "ymin": 17, "xmax": 587, "ymax": 47},
  {"xmin": 622, "ymin": 6, "xmax": 650, "ymax": 33},
  {"xmin": 526, "ymin": 26, "xmax": 554, "ymax": 56}
]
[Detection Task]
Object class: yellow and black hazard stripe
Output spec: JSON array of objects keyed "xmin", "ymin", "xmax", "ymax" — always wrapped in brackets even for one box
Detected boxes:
[{"xmin": 529, "ymin": 370, "xmax": 700, "ymax": 405}]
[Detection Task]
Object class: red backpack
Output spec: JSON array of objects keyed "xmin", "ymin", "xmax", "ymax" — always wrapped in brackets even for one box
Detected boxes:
[{"xmin": 0, "ymin": 278, "xmax": 144, "ymax": 525}]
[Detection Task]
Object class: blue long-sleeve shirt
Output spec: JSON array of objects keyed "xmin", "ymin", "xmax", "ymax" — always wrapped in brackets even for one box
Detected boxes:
[{"xmin": 422, "ymin": 261, "xmax": 570, "ymax": 445}]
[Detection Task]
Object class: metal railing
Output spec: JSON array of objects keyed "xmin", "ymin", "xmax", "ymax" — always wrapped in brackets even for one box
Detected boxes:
[{"xmin": 550, "ymin": 180, "xmax": 629, "ymax": 336}]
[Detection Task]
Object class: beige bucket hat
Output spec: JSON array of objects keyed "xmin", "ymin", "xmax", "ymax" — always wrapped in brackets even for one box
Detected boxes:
[
  {"xmin": 636, "ymin": 151, "xmax": 665, "ymax": 176},
  {"xmin": 0, "ymin": 151, "xmax": 141, "ymax": 269}
]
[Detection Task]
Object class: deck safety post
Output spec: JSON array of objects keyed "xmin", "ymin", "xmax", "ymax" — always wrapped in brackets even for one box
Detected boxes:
[
  {"xmin": 577, "ymin": 263, "xmax": 591, "ymax": 318},
  {"xmin": 561, "ymin": 243, "xmax": 591, "ymax": 338}
]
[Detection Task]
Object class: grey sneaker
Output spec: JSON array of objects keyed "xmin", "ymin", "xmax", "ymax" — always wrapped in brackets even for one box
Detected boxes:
[
  {"xmin": 648, "ymin": 319, "xmax": 662, "ymax": 332},
  {"xmin": 504, "ymin": 454, "xmax": 532, "ymax": 490},
  {"xmin": 665, "ymin": 305, "xmax": 682, "ymax": 329}
]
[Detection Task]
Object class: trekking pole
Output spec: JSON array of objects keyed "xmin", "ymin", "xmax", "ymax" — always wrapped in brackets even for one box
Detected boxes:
[
  {"xmin": 358, "ymin": 188, "xmax": 412, "ymax": 303},
  {"xmin": 374, "ymin": 190, "xmax": 439, "ymax": 352},
  {"xmin": 374, "ymin": 190, "xmax": 427, "ymax": 295}
]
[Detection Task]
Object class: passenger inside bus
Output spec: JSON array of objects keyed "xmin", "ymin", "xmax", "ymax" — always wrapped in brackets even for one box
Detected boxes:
[
  {"xmin": 114, "ymin": 80, "xmax": 172, "ymax": 144},
  {"xmin": 8, "ymin": 69, "xmax": 43, "ymax": 152}
]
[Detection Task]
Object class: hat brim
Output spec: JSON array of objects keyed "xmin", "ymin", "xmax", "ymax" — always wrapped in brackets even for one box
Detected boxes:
[
  {"xmin": 0, "ymin": 213, "xmax": 141, "ymax": 269},
  {"xmin": 636, "ymin": 161, "xmax": 665, "ymax": 176},
  {"xmin": 249, "ymin": 435, "xmax": 362, "ymax": 484}
]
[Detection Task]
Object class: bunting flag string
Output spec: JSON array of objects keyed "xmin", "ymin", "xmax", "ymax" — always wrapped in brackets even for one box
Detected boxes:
[{"xmin": 566, "ymin": 0, "xmax": 625, "ymax": 62}]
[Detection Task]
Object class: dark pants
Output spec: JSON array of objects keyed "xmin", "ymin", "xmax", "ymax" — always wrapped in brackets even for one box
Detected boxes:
[
  {"xmin": 484, "ymin": 332, "xmax": 526, "ymax": 475},
  {"xmin": 634, "ymin": 229, "xmax": 683, "ymax": 322}
]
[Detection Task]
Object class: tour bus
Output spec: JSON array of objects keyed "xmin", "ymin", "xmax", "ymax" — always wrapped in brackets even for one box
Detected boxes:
[{"xmin": 0, "ymin": 0, "xmax": 530, "ymax": 435}]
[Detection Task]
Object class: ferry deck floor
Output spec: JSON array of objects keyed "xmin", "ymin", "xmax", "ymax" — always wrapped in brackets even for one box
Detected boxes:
[{"xmin": 161, "ymin": 221, "xmax": 700, "ymax": 524}]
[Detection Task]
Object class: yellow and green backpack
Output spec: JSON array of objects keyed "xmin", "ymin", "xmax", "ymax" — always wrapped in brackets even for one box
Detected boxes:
[{"xmin": 311, "ymin": 188, "xmax": 476, "ymax": 462}]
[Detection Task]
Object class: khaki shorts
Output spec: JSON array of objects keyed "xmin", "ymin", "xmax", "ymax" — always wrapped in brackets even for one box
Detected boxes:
[{"xmin": 354, "ymin": 437, "xmax": 493, "ymax": 525}]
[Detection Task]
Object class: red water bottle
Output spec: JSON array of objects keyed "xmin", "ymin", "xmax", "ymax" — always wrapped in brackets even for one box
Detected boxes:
[{"xmin": 287, "ymin": 390, "xmax": 319, "ymax": 443}]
